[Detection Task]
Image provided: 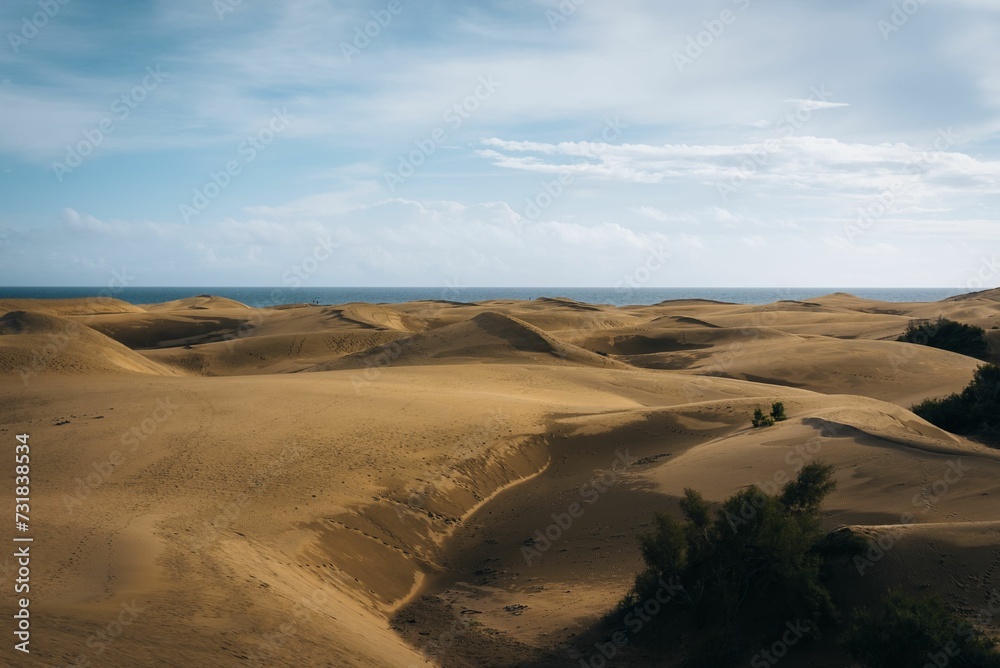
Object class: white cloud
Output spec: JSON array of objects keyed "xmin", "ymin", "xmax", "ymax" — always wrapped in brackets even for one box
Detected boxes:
[
  {"xmin": 478, "ymin": 135, "xmax": 1000, "ymax": 202},
  {"xmin": 632, "ymin": 206, "xmax": 697, "ymax": 225},
  {"xmin": 786, "ymin": 99, "xmax": 850, "ymax": 111}
]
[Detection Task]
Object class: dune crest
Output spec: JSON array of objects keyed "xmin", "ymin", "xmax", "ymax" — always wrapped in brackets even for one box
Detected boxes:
[
  {"xmin": 143, "ymin": 295, "xmax": 251, "ymax": 310},
  {"xmin": 0, "ymin": 296, "xmax": 146, "ymax": 316},
  {"xmin": 317, "ymin": 310, "xmax": 630, "ymax": 371}
]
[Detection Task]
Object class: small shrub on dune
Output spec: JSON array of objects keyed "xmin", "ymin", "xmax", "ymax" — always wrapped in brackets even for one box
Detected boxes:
[
  {"xmin": 898, "ymin": 318, "xmax": 989, "ymax": 359},
  {"xmin": 841, "ymin": 592, "xmax": 1000, "ymax": 668},
  {"xmin": 912, "ymin": 394, "xmax": 967, "ymax": 432},
  {"xmin": 913, "ymin": 363, "xmax": 1000, "ymax": 444},
  {"xmin": 751, "ymin": 403, "xmax": 786, "ymax": 428},
  {"xmin": 619, "ymin": 463, "xmax": 841, "ymax": 665},
  {"xmin": 752, "ymin": 407, "xmax": 775, "ymax": 428}
]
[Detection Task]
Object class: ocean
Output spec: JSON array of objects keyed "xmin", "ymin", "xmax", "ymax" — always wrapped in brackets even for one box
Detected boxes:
[{"xmin": 0, "ymin": 287, "xmax": 971, "ymax": 307}]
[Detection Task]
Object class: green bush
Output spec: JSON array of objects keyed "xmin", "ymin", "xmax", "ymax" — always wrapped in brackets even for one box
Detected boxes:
[
  {"xmin": 751, "ymin": 404, "xmax": 786, "ymax": 428},
  {"xmin": 899, "ymin": 318, "xmax": 989, "ymax": 359},
  {"xmin": 752, "ymin": 407, "xmax": 775, "ymax": 428},
  {"xmin": 621, "ymin": 463, "xmax": 840, "ymax": 665},
  {"xmin": 913, "ymin": 363, "xmax": 1000, "ymax": 444},
  {"xmin": 842, "ymin": 592, "xmax": 1000, "ymax": 667}
]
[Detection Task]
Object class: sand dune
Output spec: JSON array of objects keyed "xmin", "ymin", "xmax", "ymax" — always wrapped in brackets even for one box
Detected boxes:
[
  {"xmin": 86, "ymin": 311, "xmax": 256, "ymax": 349},
  {"xmin": 1, "ymin": 291, "xmax": 998, "ymax": 666},
  {"xmin": 141, "ymin": 294, "xmax": 251, "ymax": 310},
  {"xmin": 676, "ymin": 336, "xmax": 981, "ymax": 405},
  {"xmin": 315, "ymin": 311, "xmax": 630, "ymax": 371},
  {"xmin": 146, "ymin": 330, "xmax": 410, "ymax": 375},
  {"xmin": 0, "ymin": 311, "xmax": 174, "ymax": 377},
  {"xmin": 948, "ymin": 287, "xmax": 1000, "ymax": 302},
  {"xmin": 334, "ymin": 304, "xmax": 427, "ymax": 332},
  {"xmin": 814, "ymin": 291, "xmax": 1000, "ymax": 330}
]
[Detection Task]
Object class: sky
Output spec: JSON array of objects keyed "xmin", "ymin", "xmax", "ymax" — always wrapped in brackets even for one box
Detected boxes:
[{"xmin": 1, "ymin": 0, "xmax": 999, "ymax": 289}]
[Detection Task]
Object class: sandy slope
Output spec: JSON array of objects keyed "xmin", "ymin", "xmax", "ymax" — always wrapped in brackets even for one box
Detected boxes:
[
  {"xmin": 0, "ymin": 311, "xmax": 175, "ymax": 377},
  {"xmin": 1, "ymin": 291, "xmax": 999, "ymax": 667}
]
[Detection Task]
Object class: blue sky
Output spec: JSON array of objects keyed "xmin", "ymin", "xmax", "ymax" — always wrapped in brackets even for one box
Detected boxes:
[{"xmin": 1, "ymin": 0, "xmax": 999, "ymax": 289}]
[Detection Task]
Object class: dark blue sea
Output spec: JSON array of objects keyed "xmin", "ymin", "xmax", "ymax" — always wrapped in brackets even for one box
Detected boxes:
[{"xmin": 0, "ymin": 287, "xmax": 970, "ymax": 307}]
